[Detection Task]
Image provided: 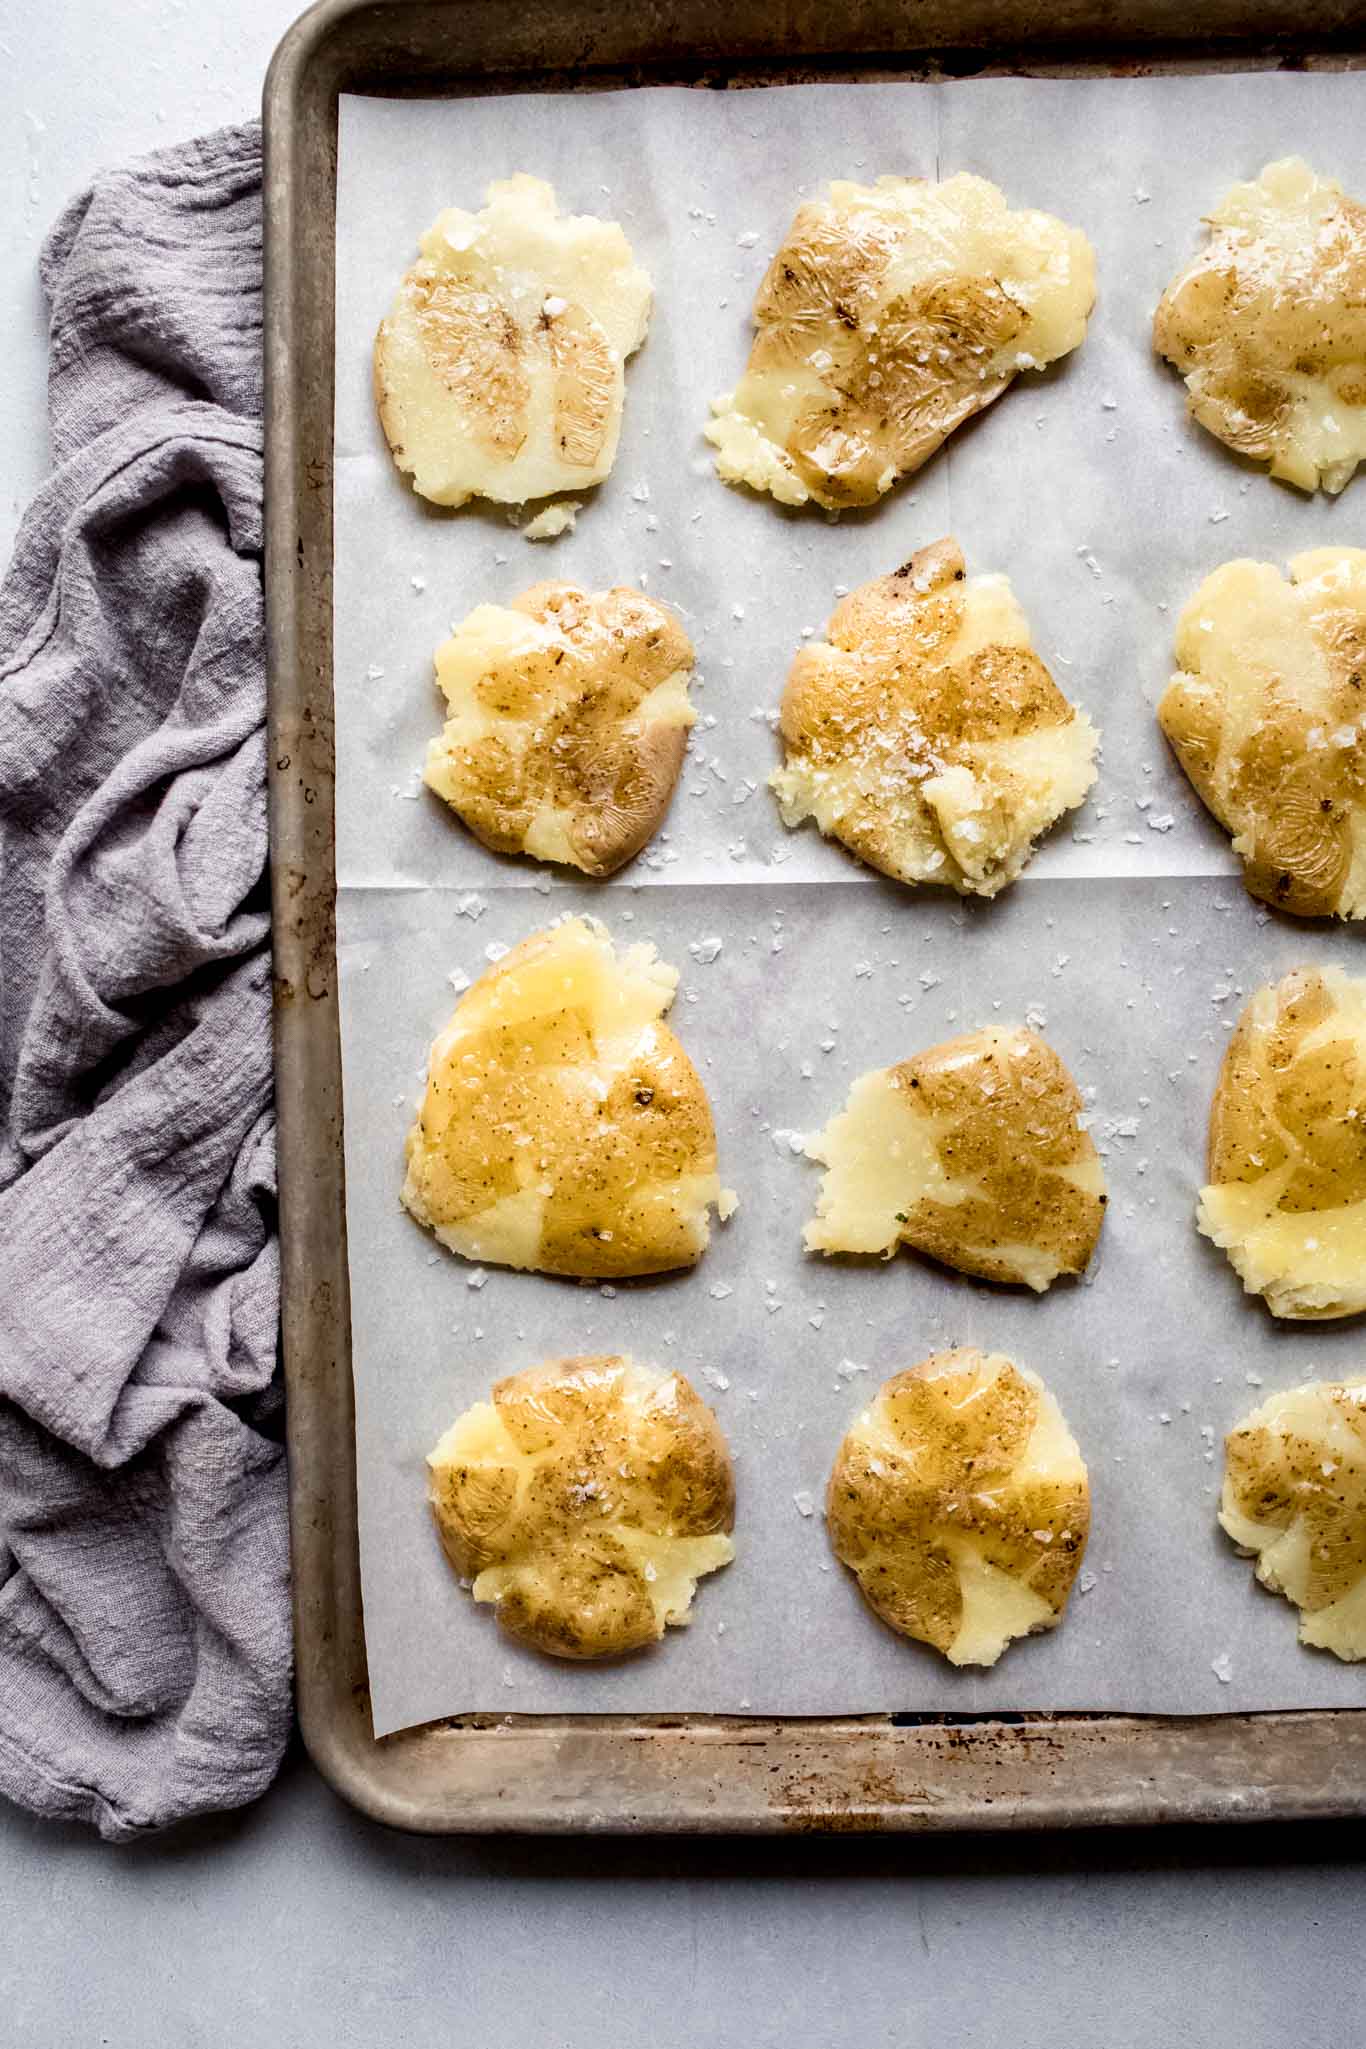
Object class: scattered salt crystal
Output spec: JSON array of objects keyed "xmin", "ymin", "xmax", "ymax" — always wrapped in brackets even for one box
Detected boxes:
[
  {"xmin": 736, "ymin": 229, "xmax": 760, "ymax": 248},
  {"xmin": 484, "ymin": 940, "xmax": 509, "ymax": 963},
  {"xmin": 854, "ymin": 960, "xmax": 874, "ymax": 979},
  {"xmin": 456, "ymin": 892, "xmax": 486, "ymax": 921},
  {"xmin": 1079, "ymin": 1570, "xmax": 1098, "ymax": 1594},
  {"xmin": 365, "ymin": 663, "xmax": 386, "ymax": 680},
  {"xmin": 522, "ymin": 500, "xmax": 579, "ymax": 542},
  {"xmin": 702, "ymin": 1365, "xmax": 731, "ymax": 1393},
  {"xmin": 708, "ymin": 1283, "xmax": 733, "ymax": 1300},
  {"xmin": 410, "ymin": 573, "xmax": 426, "ymax": 592},
  {"xmin": 689, "ymin": 935, "xmax": 724, "ymax": 964},
  {"xmin": 919, "ymin": 969, "xmax": 942, "ymax": 990},
  {"xmin": 446, "ymin": 968, "xmax": 471, "ymax": 992},
  {"xmin": 792, "ymin": 1490, "xmax": 816, "ymax": 1518},
  {"xmin": 771, "ymin": 1128, "xmax": 806, "ymax": 1156},
  {"xmin": 466, "ymin": 1269, "xmax": 488, "ymax": 1290},
  {"xmin": 1211, "ymin": 1653, "xmax": 1233, "ymax": 1685}
]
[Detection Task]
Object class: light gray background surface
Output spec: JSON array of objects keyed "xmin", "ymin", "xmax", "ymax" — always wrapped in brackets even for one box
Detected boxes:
[{"xmin": 0, "ymin": 5, "xmax": 1363, "ymax": 2044}]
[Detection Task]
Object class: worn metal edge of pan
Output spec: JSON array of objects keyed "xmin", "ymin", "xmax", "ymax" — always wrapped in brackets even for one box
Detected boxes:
[{"xmin": 262, "ymin": 0, "xmax": 1366, "ymax": 1835}]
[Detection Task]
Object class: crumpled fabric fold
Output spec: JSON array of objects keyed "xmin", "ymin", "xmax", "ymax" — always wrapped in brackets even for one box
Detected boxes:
[{"xmin": 0, "ymin": 120, "xmax": 290, "ymax": 1840}]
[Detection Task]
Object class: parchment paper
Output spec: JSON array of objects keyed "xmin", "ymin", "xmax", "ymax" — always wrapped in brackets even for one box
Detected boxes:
[{"xmin": 334, "ymin": 73, "xmax": 1366, "ymax": 1737}]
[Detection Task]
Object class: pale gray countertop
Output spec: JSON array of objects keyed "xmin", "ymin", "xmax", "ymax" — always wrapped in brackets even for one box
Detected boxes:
[{"xmin": 1, "ymin": 5, "xmax": 1362, "ymax": 2042}]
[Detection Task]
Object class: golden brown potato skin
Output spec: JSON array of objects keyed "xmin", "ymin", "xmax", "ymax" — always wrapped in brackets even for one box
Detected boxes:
[
  {"xmin": 1200, "ymin": 966, "xmax": 1366, "ymax": 1319},
  {"xmin": 1158, "ymin": 551, "xmax": 1366, "ymax": 920},
  {"xmin": 429, "ymin": 1356, "xmax": 736, "ymax": 1660},
  {"xmin": 373, "ymin": 176, "xmax": 651, "ymax": 508},
  {"xmin": 402, "ymin": 920, "xmax": 729, "ymax": 1280},
  {"xmin": 1153, "ymin": 158, "xmax": 1366, "ymax": 494},
  {"xmin": 706, "ymin": 174, "xmax": 1094, "ymax": 509},
  {"xmin": 1221, "ymin": 1376, "xmax": 1366, "ymax": 1660},
  {"xmin": 426, "ymin": 582, "xmax": 695, "ymax": 878},
  {"xmin": 773, "ymin": 538, "xmax": 1097, "ymax": 896},
  {"xmin": 892, "ymin": 1029, "xmax": 1106, "ymax": 1286},
  {"xmin": 827, "ymin": 1351, "xmax": 1090, "ymax": 1664},
  {"xmin": 803, "ymin": 1023, "xmax": 1107, "ymax": 1292}
]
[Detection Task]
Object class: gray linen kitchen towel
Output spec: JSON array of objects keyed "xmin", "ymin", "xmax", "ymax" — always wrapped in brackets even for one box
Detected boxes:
[{"xmin": 0, "ymin": 121, "xmax": 290, "ymax": 1839}]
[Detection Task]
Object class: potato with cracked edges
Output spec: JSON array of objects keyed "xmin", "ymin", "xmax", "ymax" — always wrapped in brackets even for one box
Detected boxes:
[
  {"xmin": 424, "ymin": 582, "xmax": 696, "ymax": 876},
  {"xmin": 429, "ymin": 1354, "xmax": 736, "ymax": 1659},
  {"xmin": 375, "ymin": 175, "xmax": 651, "ymax": 509},
  {"xmin": 1158, "ymin": 549, "xmax": 1366, "ymax": 920},
  {"xmin": 1221, "ymin": 1375, "xmax": 1366, "ymax": 1661},
  {"xmin": 1199, "ymin": 965, "xmax": 1366, "ymax": 1319},
  {"xmin": 402, "ymin": 918, "xmax": 736, "ymax": 1279},
  {"xmin": 771, "ymin": 538, "xmax": 1098, "ymax": 895},
  {"xmin": 827, "ymin": 1350, "xmax": 1091, "ymax": 1667},
  {"xmin": 1154, "ymin": 157, "xmax": 1366, "ymax": 495},
  {"xmin": 706, "ymin": 173, "xmax": 1094, "ymax": 509},
  {"xmin": 803, "ymin": 1024, "xmax": 1107, "ymax": 1292}
]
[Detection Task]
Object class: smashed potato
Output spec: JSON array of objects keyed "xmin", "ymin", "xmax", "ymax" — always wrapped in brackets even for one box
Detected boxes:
[
  {"xmin": 827, "ymin": 1350, "xmax": 1090, "ymax": 1666},
  {"xmin": 803, "ymin": 1025, "xmax": 1107, "ymax": 1291},
  {"xmin": 375, "ymin": 175, "xmax": 651, "ymax": 508},
  {"xmin": 424, "ymin": 582, "xmax": 696, "ymax": 876},
  {"xmin": 771, "ymin": 538, "xmax": 1097, "ymax": 893},
  {"xmin": 1221, "ymin": 1376, "xmax": 1366, "ymax": 1661},
  {"xmin": 402, "ymin": 918, "xmax": 735, "ymax": 1278},
  {"xmin": 1154, "ymin": 157, "xmax": 1366, "ymax": 495},
  {"xmin": 1200, "ymin": 965, "xmax": 1366, "ymax": 1319},
  {"xmin": 1158, "ymin": 550, "xmax": 1366, "ymax": 920},
  {"xmin": 429, "ymin": 1355, "xmax": 735, "ymax": 1659},
  {"xmin": 706, "ymin": 173, "xmax": 1094, "ymax": 509}
]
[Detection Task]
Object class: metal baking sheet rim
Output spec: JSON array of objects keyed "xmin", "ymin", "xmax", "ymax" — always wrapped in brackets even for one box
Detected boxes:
[{"xmin": 261, "ymin": 0, "xmax": 1366, "ymax": 1834}]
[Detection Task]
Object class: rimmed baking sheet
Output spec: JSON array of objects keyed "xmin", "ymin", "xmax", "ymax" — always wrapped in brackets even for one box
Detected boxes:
[{"xmin": 329, "ymin": 71, "xmax": 1366, "ymax": 1738}]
